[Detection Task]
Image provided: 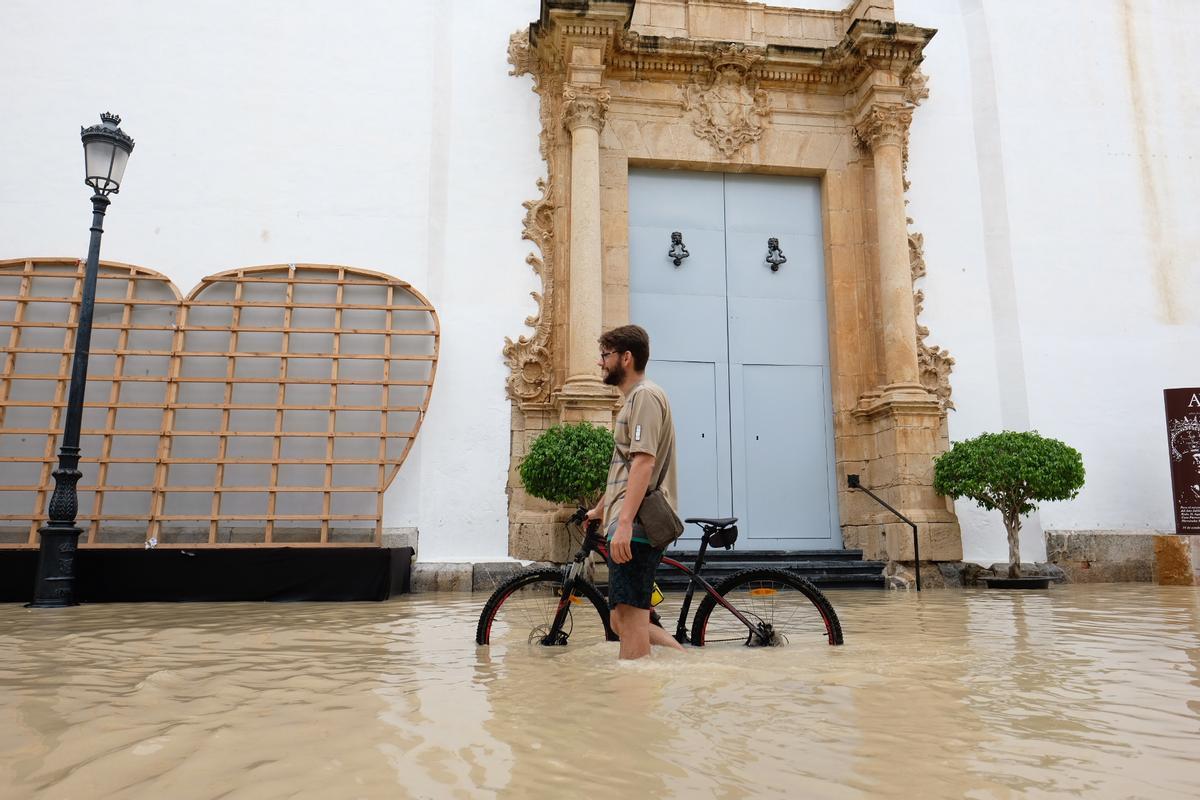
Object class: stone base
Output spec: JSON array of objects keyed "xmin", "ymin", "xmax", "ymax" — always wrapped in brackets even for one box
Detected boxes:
[
  {"xmin": 884, "ymin": 560, "xmax": 1069, "ymax": 590},
  {"xmin": 845, "ymin": 520, "xmax": 962, "ymax": 562},
  {"xmin": 410, "ymin": 560, "xmax": 556, "ymax": 592},
  {"xmin": 410, "ymin": 562, "xmax": 474, "ymax": 592},
  {"xmin": 1152, "ymin": 535, "xmax": 1200, "ymax": 586},
  {"xmin": 509, "ymin": 510, "xmax": 575, "ymax": 563},
  {"xmin": 1045, "ymin": 530, "xmax": 1162, "ymax": 583},
  {"xmin": 883, "ymin": 560, "xmax": 966, "ymax": 590}
]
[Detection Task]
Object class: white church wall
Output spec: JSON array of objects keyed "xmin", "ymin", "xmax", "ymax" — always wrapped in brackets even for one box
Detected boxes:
[
  {"xmin": 0, "ymin": 0, "xmax": 541, "ymax": 560},
  {"xmin": 902, "ymin": 0, "xmax": 1199, "ymax": 564},
  {"xmin": 3, "ymin": 0, "xmax": 1195, "ymax": 565}
]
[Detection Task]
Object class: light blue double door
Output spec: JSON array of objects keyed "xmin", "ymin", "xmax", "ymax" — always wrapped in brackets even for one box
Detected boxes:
[{"xmin": 629, "ymin": 169, "xmax": 840, "ymax": 551}]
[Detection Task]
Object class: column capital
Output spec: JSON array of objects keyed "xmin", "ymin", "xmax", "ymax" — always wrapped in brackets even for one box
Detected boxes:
[
  {"xmin": 854, "ymin": 104, "xmax": 912, "ymax": 151},
  {"xmin": 563, "ymin": 84, "xmax": 611, "ymax": 133}
]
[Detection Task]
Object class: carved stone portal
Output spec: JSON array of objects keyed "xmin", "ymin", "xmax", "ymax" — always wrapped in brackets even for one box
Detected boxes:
[{"xmin": 504, "ymin": 0, "xmax": 961, "ymax": 566}]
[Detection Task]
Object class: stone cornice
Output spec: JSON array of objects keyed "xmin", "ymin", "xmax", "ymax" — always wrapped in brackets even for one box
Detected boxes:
[
  {"xmin": 532, "ymin": 0, "xmax": 634, "ymax": 69},
  {"xmin": 529, "ymin": 4, "xmax": 934, "ymax": 93},
  {"xmin": 601, "ymin": 20, "xmax": 934, "ymax": 90}
]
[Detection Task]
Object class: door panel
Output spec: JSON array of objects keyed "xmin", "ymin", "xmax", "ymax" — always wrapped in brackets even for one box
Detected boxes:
[
  {"xmin": 724, "ymin": 173, "xmax": 840, "ymax": 549},
  {"xmin": 647, "ymin": 360, "xmax": 729, "ymax": 545},
  {"xmin": 727, "ymin": 294, "xmax": 828, "ymax": 368},
  {"xmin": 629, "ymin": 169, "xmax": 727, "ymax": 364},
  {"xmin": 628, "ymin": 169, "xmax": 839, "ymax": 551},
  {"xmin": 739, "ymin": 364, "xmax": 837, "ymax": 546},
  {"xmin": 629, "ymin": 169, "xmax": 734, "ymax": 545}
]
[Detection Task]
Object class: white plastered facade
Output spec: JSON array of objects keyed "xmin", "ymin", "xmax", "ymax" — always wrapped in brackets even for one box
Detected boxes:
[{"xmin": 0, "ymin": 0, "xmax": 1195, "ymax": 565}]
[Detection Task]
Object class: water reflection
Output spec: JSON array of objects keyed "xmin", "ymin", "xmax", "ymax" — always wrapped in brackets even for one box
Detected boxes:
[{"xmin": 0, "ymin": 585, "xmax": 1198, "ymax": 798}]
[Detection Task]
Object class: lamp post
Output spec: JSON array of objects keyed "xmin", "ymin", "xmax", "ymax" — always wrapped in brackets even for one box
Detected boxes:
[{"xmin": 29, "ymin": 113, "xmax": 134, "ymax": 608}]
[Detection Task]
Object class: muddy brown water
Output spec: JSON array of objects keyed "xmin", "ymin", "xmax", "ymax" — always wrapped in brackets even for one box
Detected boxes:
[{"xmin": 2, "ymin": 584, "xmax": 1199, "ymax": 799}]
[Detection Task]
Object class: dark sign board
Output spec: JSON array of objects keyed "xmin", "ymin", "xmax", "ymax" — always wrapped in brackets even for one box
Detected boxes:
[{"xmin": 1165, "ymin": 388, "xmax": 1200, "ymax": 534}]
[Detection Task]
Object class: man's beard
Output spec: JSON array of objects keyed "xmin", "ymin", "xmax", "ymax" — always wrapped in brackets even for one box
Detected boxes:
[{"xmin": 602, "ymin": 361, "xmax": 626, "ymax": 386}]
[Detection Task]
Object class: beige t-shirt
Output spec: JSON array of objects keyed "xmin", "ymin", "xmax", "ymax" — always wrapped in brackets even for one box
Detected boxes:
[{"xmin": 602, "ymin": 380, "xmax": 678, "ymax": 541}]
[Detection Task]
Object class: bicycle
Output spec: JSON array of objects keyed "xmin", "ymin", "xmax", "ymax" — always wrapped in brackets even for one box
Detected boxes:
[{"xmin": 476, "ymin": 509, "xmax": 844, "ymax": 648}]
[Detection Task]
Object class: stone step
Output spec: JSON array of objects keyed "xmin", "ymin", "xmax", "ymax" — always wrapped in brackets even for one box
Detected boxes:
[
  {"xmin": 665, "ymin": 548, "xmax": 867, "ymax": 563},
  {"xmin": 621, "ymin": 571, "xmax": 885, "ymax": 592},
  {"xmin": 654, "ymin": 554, "xmax": 887, "ymax": 591}
]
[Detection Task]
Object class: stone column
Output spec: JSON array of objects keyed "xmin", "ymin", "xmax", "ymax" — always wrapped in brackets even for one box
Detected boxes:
[
  {"xmin": 855, "ymin": 105, "xmax": 924, "ymax": 392},
  {"xmin": 848, "ymin": 102, "xmax": 962, "ymax": 565},
  {"xmin": 560, "ymin": 84, "xmax": 611, "ymax": 402}
]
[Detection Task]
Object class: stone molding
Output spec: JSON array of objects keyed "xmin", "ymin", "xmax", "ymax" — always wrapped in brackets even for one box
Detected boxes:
[
  {"xmin": 607, "ymin": 18, "xmax": 932, "ymax": 87},
  {"xmin": 562, "ymin": 84, "xmax": 611, "ymax": 132}
]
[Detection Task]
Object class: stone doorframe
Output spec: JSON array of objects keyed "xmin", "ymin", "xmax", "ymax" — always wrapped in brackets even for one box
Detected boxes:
[{"xmin": 503, "ymin": 0, "xmax": 960, "ymax": 566}]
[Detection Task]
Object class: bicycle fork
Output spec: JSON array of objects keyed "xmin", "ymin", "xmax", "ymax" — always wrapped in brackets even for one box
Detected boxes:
[{"xmin": 543, "ymin": 560, "xmax": 587, "ymax": 646}]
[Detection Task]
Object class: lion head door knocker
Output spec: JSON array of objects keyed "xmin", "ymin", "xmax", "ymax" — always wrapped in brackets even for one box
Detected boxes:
[
  {"xmin": 765, "ymin": 237, "xmax": 786, "ymax": 272},
  {"xmin": 668, "ymin": 231, "xmax": 690, "ymax": 267}
]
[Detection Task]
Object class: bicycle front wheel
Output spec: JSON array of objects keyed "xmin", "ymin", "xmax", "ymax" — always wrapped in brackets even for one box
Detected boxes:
[
  {"xmin": 690, "ymin": 568, "xmax": 844, "ymax": 647},
  {"xmin": 476, "ymin": 568, "xmax": 614, "ymax": 647}
]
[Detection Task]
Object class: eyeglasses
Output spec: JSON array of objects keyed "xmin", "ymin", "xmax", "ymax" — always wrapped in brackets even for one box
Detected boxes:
[{"xmin": 599, "ymin": 350, "xmax": 618, "ymax": 360}]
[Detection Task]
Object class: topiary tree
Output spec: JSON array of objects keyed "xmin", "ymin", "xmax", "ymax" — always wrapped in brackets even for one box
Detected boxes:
[
  {"xmin": 519, "ymin": 422, "xmax": 615, "ymax": 509},
  {"xmin": 934, "ymin": 431, "xmax": 1085, "ymax": 579}
]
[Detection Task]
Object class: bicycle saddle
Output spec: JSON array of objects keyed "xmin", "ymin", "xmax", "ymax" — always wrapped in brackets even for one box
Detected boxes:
[{"xmin": 684, "ymin": 517, "xmax": 737, "ymax": 529}]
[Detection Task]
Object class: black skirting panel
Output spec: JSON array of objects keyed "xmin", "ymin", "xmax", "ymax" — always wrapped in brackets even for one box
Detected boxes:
[{"xmin": 0, "ymin": 547, "xmax": 413, "ymax": 603}]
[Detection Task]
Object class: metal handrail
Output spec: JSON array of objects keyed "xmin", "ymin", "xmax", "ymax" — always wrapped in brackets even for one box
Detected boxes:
[{"xmin": 847, "ymin": 474, "xmax": 921, "ymax": 591}]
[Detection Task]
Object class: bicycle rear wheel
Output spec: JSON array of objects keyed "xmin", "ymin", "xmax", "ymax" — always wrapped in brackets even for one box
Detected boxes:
[
  {"xmin": 476, "ymin": 568, "xmax": 614, "ymax": 646},
  {"xmin": 690, "ymin": 568, "xmax": 843, "ymax": 647}
]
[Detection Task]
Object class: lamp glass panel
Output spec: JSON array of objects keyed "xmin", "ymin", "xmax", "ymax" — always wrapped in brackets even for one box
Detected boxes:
[
  {"xmin": 84, "ymin": 139, "xmax": 116, "ymax": 185},
  {"xmin": 108, "ymin": 147, "xmax": 129, "ymax": 189}
]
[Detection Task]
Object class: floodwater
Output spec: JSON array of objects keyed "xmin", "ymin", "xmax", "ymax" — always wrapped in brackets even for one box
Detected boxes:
[{"xmin": 2, "ymin": 585, "xmax": 1199, "ymax": 799}]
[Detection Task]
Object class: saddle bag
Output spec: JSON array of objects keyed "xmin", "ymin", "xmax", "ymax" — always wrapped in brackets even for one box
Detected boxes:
[{"xmin": 637, "ymin": 488, "xmax": 684, "ymax": 549}]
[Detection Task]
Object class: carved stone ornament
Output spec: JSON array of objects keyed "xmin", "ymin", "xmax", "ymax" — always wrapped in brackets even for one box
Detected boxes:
[
  {"xmin": 507, "ymin": 29, "xmax": 534, "ymax": 78},
  {"xmin": 503, "ymin": 178, "xmax": 558, "ymax": 403},
  {"xmin": 911, "ymin": 229, "xmax": 955, "ymax": 410},
  {"xmin": 563, "ymin": 85, "xmax": 611, "ymax": 132},
  {"xmin": 909, "ymin": 228, "xmax": 926, "ymax": 280},
  {"xmin": 683, "ymin": 44, "xmax": 771, "ymax": 157},
  {"xmin": 904, "ymin": 68, "xmax": 930, "ymax": 107},
  {"xmin": 854, "ymin": 105, "xmax": 912, "ymax": 152}
]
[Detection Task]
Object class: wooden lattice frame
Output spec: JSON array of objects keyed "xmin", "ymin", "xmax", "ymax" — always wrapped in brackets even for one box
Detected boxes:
[{"xmin": 0, "ymin": 258, "xmax": 438, "ymax": 548}]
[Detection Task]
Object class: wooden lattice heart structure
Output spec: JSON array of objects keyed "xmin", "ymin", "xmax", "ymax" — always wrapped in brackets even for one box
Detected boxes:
[{"xmin": 0, "ymin": 258, "xmax": 438, "ymax": 547}]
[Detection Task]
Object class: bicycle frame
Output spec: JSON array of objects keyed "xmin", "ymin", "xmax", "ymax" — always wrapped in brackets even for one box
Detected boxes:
[{"xmin": 544, "ymin": 520, "xmax": 760, "ymax": 646}]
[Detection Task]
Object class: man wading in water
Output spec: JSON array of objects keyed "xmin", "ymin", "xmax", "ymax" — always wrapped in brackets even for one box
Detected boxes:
[{"xmin": 585, "ymin": 325, "xmax": 686, "ymax": 659}]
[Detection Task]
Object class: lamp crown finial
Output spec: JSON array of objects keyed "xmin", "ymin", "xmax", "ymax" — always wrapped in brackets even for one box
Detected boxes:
[{"xmin": 100, "ymin": 112, "xmax": 122, "ymax": 127}]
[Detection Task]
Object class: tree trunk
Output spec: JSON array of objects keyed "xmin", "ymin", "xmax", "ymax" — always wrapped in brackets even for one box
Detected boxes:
[{"xmin": 1004, "ymin": 513, "xmax": 1022, "ymax": 579}]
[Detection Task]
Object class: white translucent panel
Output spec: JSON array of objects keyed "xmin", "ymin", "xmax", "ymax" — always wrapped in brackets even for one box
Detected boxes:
[
  {"xmin": 108, "ymin": 147, "xmax": 130, "ymax": 189},
  {"xmin": 84, "ymin": 139, "xmax": 117, "ymax": 188}
]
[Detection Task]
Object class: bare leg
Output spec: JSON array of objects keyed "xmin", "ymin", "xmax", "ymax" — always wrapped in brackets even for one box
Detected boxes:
[
  {"xmin": 648, "ymin": 623, "xmax": 685, "ymax": 652},
  {"xmin": 612, "ymin": 604, "xmax": 652, "ymax": 660}
]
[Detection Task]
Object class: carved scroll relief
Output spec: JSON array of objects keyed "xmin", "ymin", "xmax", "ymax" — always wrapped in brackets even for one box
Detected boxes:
[
  {"xmin": 910, "ymin": 229, "xmax": 955, "ymax": 410},
  {"xmin": 502, "ymin": 178, "xmax": 557, "ymax": 403}
]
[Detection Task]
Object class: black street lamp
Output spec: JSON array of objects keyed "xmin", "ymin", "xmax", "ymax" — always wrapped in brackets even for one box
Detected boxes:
[{"xmin": 29, "ymin": 112, "xmax": 134, "ymax": 608}]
